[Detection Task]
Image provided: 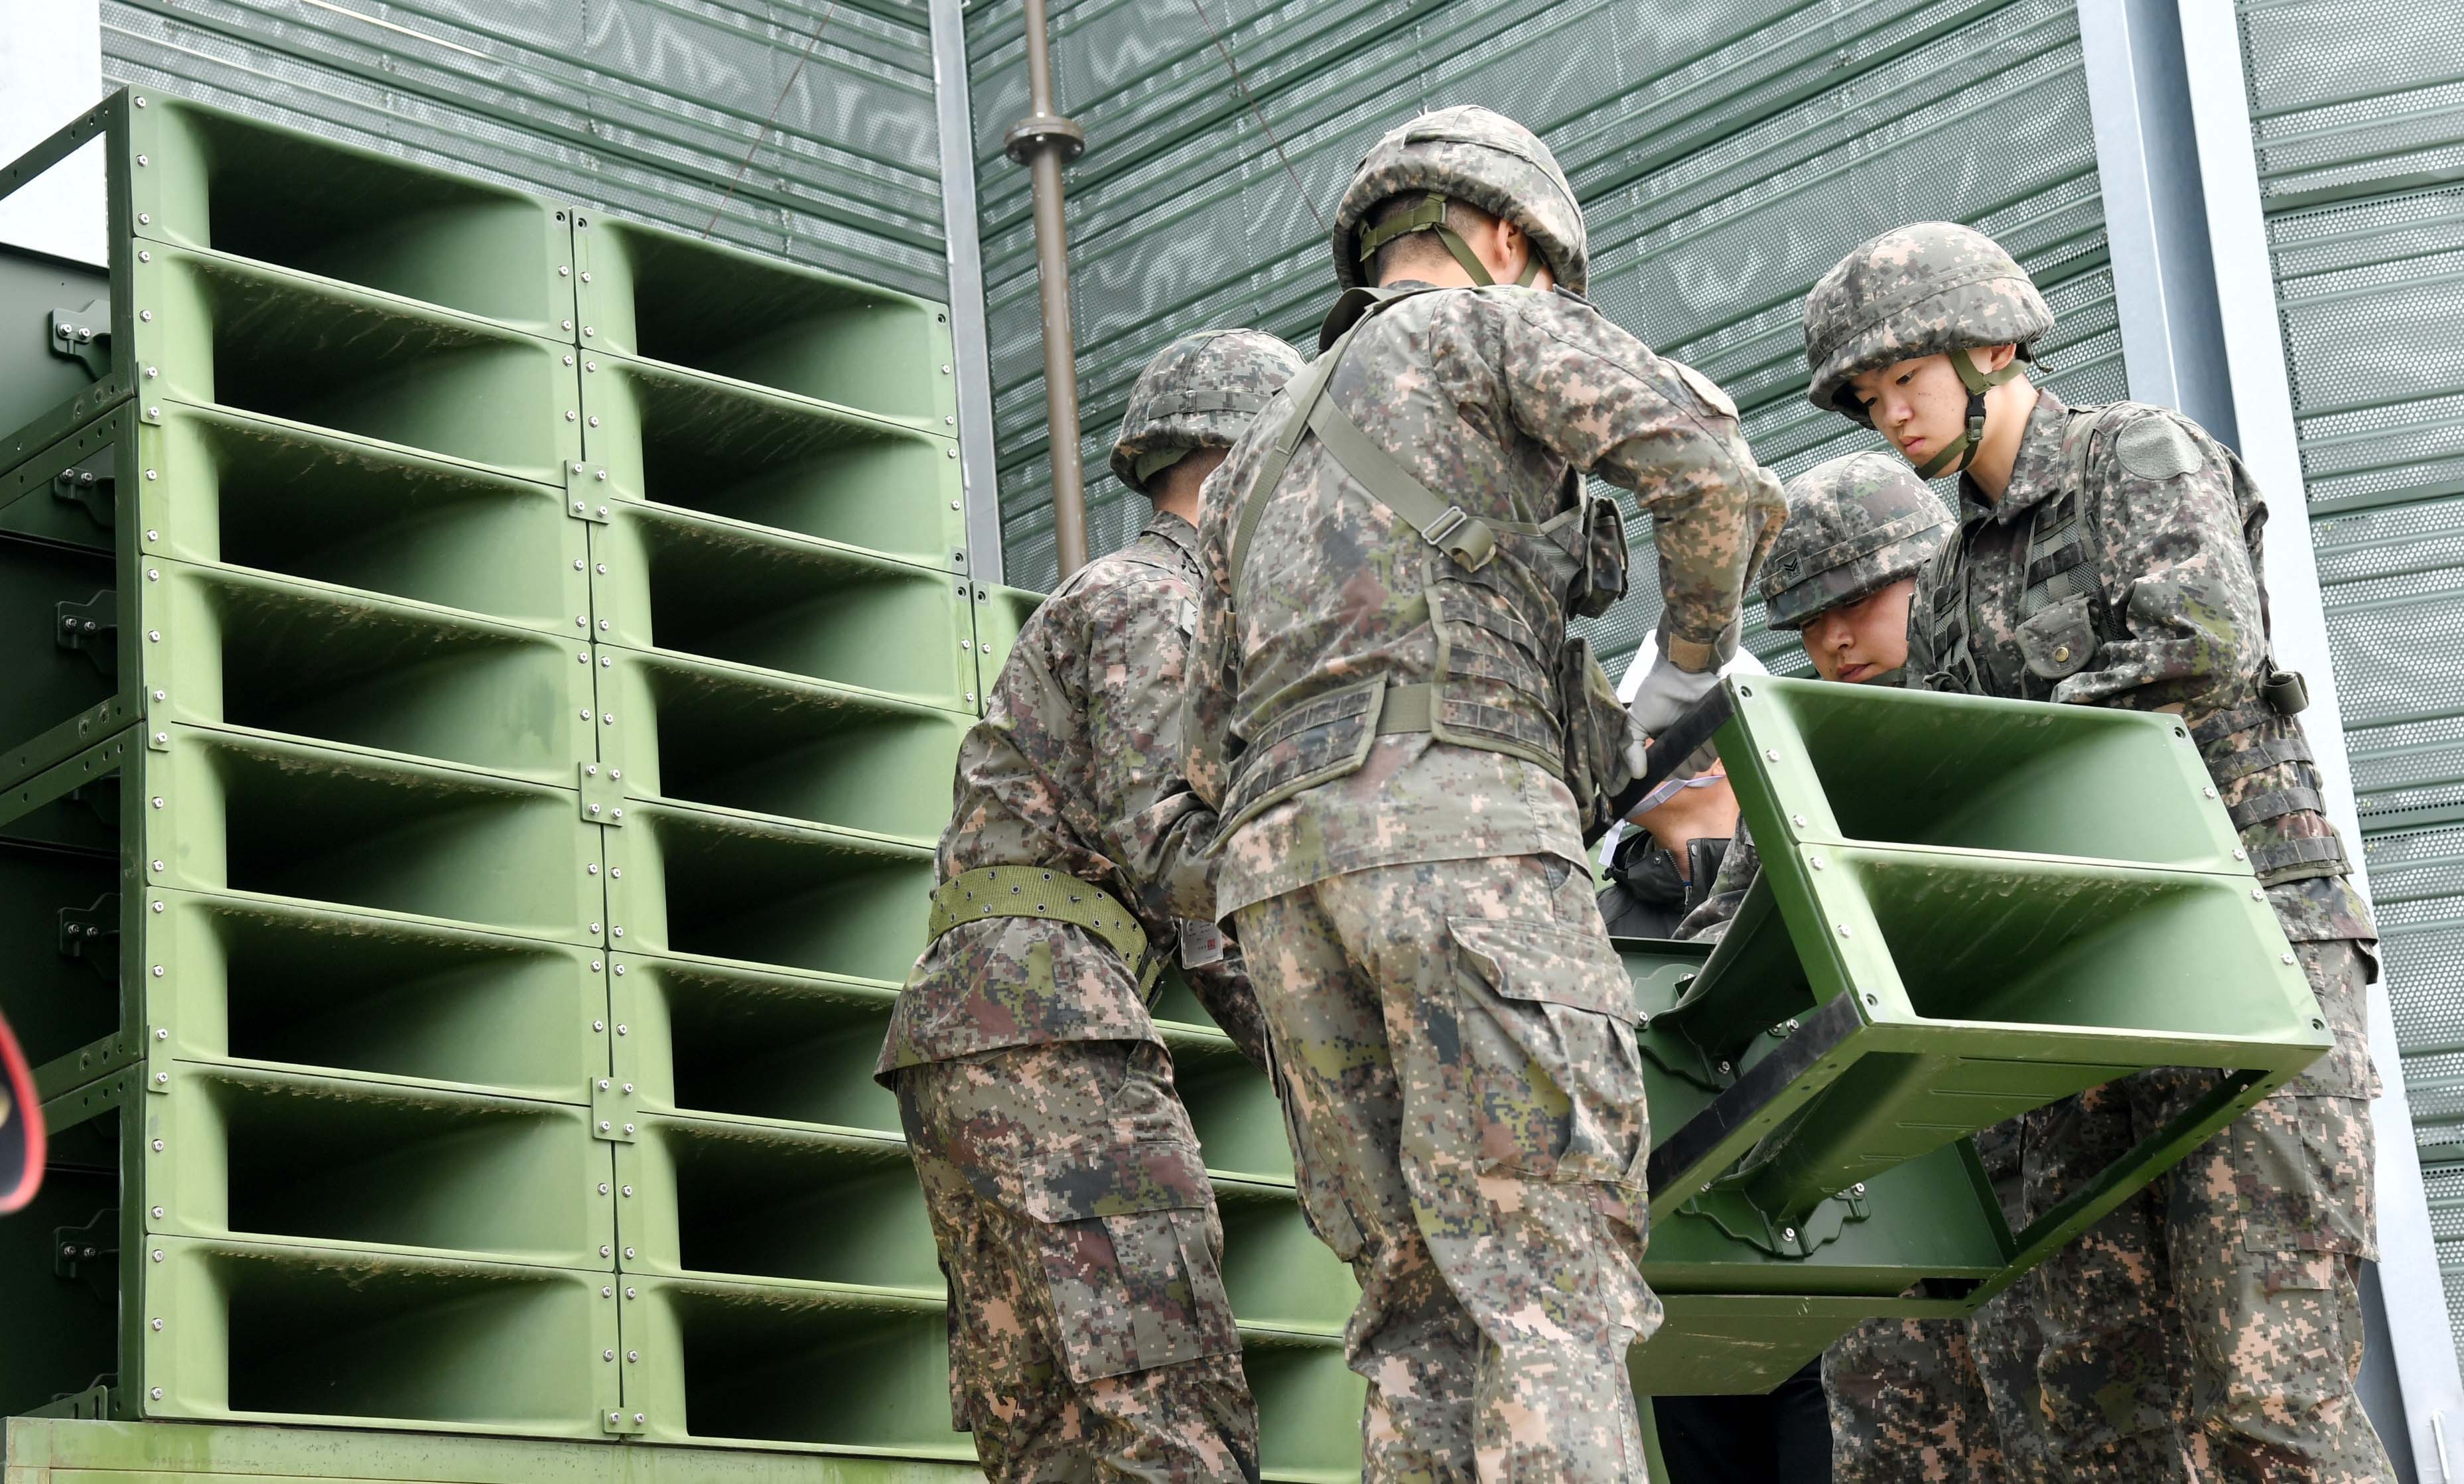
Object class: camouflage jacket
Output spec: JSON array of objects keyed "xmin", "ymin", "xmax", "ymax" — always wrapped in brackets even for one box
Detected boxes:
[
  {"xmin": 1673, "ymin": 817, "xmax": 1759, "ymax": 943},
  {"xmin": 878, "ymin": 512, "xmax": 1269, "ymax": 1078},
  {"xmin": 1186, "ymin": 283, "xmax": 1781, "ymax": 913},
  {"xmin": 1905, "ymin": 390, "xmax": 2374, "ymax": 1090}
]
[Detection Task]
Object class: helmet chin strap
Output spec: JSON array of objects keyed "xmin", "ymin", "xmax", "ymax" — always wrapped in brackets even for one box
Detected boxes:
[
  {"xmin": 1912, "ymin": 348, "xmax": 2024, "ymax": 479},
  {"xmin": 1357, "ymin": 192, "xmax": 1543, "ymax": 288}
]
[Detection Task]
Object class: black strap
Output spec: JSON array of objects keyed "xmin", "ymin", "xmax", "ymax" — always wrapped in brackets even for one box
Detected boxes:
[
  {"xmin": 1590, "ymin": 686, "xmax": 1733, "ymax": 845},
  {"xmin": 2206, "ymin": 734, "xmax": 2317, "ymax": 785},
  {"xmin": 2227, "ymin": 787, "xmax": 2324, "ymax": 831},
  {"xmin": 2248, "ymin": 835, "xmax": 2347, "ymax": 880}
]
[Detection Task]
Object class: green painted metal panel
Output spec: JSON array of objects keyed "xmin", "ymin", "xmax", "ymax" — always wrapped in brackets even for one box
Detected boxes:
[
  {"xmin": 2239, "ymin": 0, "xmax": 2464, "ymax": 1355},
  {"xmin": 98, "ymin": 0, "xmax": 951, "ymax": 301},
  {"xmin": 963, "ymin": 0, "xmax": 2129, "ymax": 658},
  {"xmin": 1623, "ymin": 677, "xmax": 2331, "ymax": 1394}
]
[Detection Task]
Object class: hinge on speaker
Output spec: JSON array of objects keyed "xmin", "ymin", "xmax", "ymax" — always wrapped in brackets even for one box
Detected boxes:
[
  {"xmin": 52, "ymin": 1208, "xmax": 118, "ymax": 1280},
  {"xmin": 48, "ymin": 303, "xmax": 111, "ymax": 379},
  {"xmin": 55, "ymin": 590, "xmax": 115, "ymax": 673},
  {"xmin": 53, "ymin": 468, "xmax": 115, "ymax": 527},
  {"xmin": 57, "ymin": 894, "xmax": 119, "ymax": 984}
]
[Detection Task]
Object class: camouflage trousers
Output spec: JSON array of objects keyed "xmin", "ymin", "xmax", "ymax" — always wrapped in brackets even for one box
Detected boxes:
[
  {"xmin": 1233, "ymin": 853, "xmax": 1661, "ymax": 1483},
  {"xmin": 2021, "ymin": 939, "xmax": 2388, "ymax": 1483},
  {"xmin": 896, "ymin": 1040, "xmax": 1261, "ymax": 1483},
  {"xmin": 1824, "ymin": 1292, "xmax": 2053, "ymax": 1484},
  {"xmin": 1827, "ymin": 1122, "xmax": 2055, "ymax": 1483}
]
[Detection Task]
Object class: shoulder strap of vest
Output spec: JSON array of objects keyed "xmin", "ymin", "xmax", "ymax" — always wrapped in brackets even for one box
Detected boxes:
[{"xmin": 1226, "ymin": 286, "xmax": 1556, "ymax": 605}]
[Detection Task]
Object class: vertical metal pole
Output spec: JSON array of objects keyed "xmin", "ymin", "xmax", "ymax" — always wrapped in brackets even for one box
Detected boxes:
[
  {"xmin": 1004, "ymin": 0, "xmax": 1090, "ymax": 580},
  {"xmin": 926, "ymin": 0, "xmax": 1005, "ymax": 586},
  {"xmin": 2173, "ymin": 0, "xmax": 2464, "ymax": 1475}
]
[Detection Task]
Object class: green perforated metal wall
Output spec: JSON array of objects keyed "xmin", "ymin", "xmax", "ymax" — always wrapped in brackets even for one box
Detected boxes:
[
  {"xmin": 962, "ymin": 0, "xmax": 2130, "ymax": 684},
  {"xmin": 95, "ymin": 0, "xmax": 949, "ymax": 300},
  {"xmin": 2248, "ymin": 0, "xmax": 2464, "ymax": 1359}
]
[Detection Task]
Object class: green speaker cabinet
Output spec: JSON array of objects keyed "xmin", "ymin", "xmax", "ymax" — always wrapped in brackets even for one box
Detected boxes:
[{"xmin": 1625, "ymin": 677, "xmax": 2335, "ymax": 1395}]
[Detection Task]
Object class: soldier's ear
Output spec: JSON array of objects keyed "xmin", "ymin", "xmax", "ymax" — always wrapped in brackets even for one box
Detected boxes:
[{"xmin": 1973, "ymin": 344, "xmax": 2018, "ymax": 374}]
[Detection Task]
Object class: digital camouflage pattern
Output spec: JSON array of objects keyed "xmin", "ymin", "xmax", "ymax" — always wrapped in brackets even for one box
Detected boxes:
[
  {"xmin": 2021, "ymin": 943, "xmax": 2381, "ymax": 1483},
  {"xmin": 1825, "ymin": 1122, "xmax": 2055, "ymax": 1484},
  {"xmin": 882, "ymin": 510, "xmax": 1270, "ymax": 1077},
  {"xmin": 1886, "ymin": 364, "xmax": 2385, "ymax": 1473},
  {"xmin": 1185, "ymin": 283, "xmax": 1782, "ymax": 915},
  {"xmin": 1803, "ymin": 222, "xmax": 2053, "ymax": 421},
  {"xmin": 899, "ymin": 1040, "xmax": 1257, "ymax": 1482},
  {"xmin": 1761, "ymin": 452, "xmax": 1951, "ymax": 629},
  {"xmin": 1332, "ymin": 104, "xmax": 1590, "ymax": 293},
  {"xmin": 1232, "ymin": 854, "xmax": 1659, "ymax": 1482},
  {"xmin": 880, "ymin": 490, "xmax": 1277, "ymax": 1478},
  {"xmin": 1110, "ymin": 328, "xmax": 1308, "ymax": 493}
]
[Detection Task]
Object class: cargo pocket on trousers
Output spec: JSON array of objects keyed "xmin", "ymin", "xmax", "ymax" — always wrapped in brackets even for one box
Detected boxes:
[
  {"xmin": 2238, "ymin": 1093, "xmax": 2374, "ymax": 1282},
  {"xmin": 1446, "ymin": 916, "xmax": 1650, "ymax": 1192},
  {"xmin": 1027, "ymin": 1205, "xmax": 1240, "ymax": 1383},
  {"xmin": 1016, "ymin": 1139, "xmax": 1241, "ymax": 1384}
]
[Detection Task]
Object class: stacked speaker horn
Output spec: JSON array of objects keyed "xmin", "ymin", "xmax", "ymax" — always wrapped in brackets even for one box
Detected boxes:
[{"xmin": 0, "ymin": 88, "xmax": 1359, "ymax": 1475}]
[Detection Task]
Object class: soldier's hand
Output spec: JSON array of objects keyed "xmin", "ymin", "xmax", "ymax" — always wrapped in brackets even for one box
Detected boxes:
[{"xmin": 1626, "ymin": 645, "xmax": 1725, "ymax": 738}]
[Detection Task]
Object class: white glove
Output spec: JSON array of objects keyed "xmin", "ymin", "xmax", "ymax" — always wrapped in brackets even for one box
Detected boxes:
[
  {"xmin": 1625, "ymin": 653, "xmax": 1721, "ymax": 741},
  {"xmin": 1625, "ymin": 616, "xmax": 1738, "ymax": 738}
]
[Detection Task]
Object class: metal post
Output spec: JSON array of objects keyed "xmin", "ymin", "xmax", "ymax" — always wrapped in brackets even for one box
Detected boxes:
[
  {"xmin": 926, "ymin": 0, "xmax": 1004, "ymax": 586},
  {"xmin": 2168, "ymin": 0, "xmax": 2464, "ymax": 1475},
  {"xmin": 1004, "ymin": 0, "xmax": 1090, "ymax": 580}
]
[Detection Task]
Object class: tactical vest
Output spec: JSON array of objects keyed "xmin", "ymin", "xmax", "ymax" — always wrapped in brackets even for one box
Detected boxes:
[
  {"xmin": 1921, "ymin": 403, "xmax": 2339, "ymax": 887},
  {"xmin": 1219, "ymin": 286, "xmax": 1633, "ymax": 838}
]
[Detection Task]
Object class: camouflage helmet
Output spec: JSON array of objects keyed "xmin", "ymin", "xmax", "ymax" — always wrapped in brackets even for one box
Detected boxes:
[
  {"xmin": 1332, "ymin": 105, "xmax": 1588, "ymax": 295},
  {"xmin": 1761, "ymin": 452, "xmax": 1951, "ymax": 630},
  {"xmin": 1109, "ymin": 328, "xmax": 1306, "ymax": 493},
  {"xmin": 1802, "ymin": 223, "xmax": 2054, "ymax": 466}
]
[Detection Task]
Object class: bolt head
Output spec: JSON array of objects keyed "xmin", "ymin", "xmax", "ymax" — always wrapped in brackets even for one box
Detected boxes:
[
  {"xmin": 151, "ymin": 859, "xmax": 166, "ymax": 872},
  {"xmin": 593, "ymin": 1020, "xmax": 605, "ymax": 1031},
  {"xmin": 152, "ymin": 965, "xmax": 165, "ymax": 978},
  {"xmin": 152, "ymin": 1317, "xmax": 164, "ymax": 1329},
  {"xmin": 153, "ymin": 1139, "xmax": 165, "ymax": 1151},
  {"xmin": 1782, "ymin": 1227, "xmax": 1797, "ymax": 1243},
  {"xmin": 2282, "ymin": 952, "xmax": 2297, "ymax": 965},
  {"xmin": 155, "ymin": 1028, "xmax": 168, "ymax": 1040},
  {"xmin": 1852, "ymin": 1182, "xmax": 1866, "ymax": 1195},
  {"xmin": 2204, "ymin": 786, "xmax": 2218, "ymax": 798},
  {"xmin": 152, "ymin": 1205, "xmax": 165, "ymax": 1219},
  {"xmin": 153, "ymin": 1388, "xmax": 165, "ymax": 1400},
  {"xmin": 604, "ymin": 1349, "xmax": 616, "ymax": 1361},
  {"xmin": 1765, "ymin": 748, "xmax": 1779, "ymax": 761},
  {"xmin": 1836, "ymin": 924, "xmax": 1852, "ymax": 937}
]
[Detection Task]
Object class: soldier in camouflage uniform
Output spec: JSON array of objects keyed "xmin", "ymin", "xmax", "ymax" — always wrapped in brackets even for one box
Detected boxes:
[
  {"xmin": 878, "ymin": 328, "xmax": 1302, "ymax": 1483},
  {"xmin": 1803, "ymin": 221, "xmax": 2389, "ymax": 1483},
  {"xmin": 1184, "ymin": 105, "xmax": 1785, "ymax": 1482}
]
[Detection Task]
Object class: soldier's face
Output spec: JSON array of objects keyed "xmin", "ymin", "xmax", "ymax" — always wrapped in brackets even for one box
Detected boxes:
[
  {"xmin": 1800, "ymin": 577, "xmax": 1915, "ymax": 684},
  {"xmin": 1848, "ymin": 354, "xmax": 1971, "ymax": 467}
]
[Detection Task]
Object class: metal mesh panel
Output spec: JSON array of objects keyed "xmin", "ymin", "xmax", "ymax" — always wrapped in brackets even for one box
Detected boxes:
[
  {"xmin": 2363, "ymin": 824, "xmax": 2464, "ymax": 1152},
  {"xmin": 971, "ymin": 0, "xmax": 2122, "ymax": 668},
  {"xmin": 2428, "ymin": 1161, "xmax": 2464, "ymax": 1357},
  {"xmin": 2239, "ymin": 0, "xmax": 2464, "ymax": 210},
  {"xmin": 2268, "ymin": 186, "xmax": 2464, "ymax": 513},
  {"xmin": 98, "ymin": 0, "xmax": 948, "ymax": 298}
]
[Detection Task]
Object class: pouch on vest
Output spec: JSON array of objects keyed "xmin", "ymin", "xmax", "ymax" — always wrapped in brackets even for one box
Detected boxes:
[
  {"xmin": 1558, "ymin": 635, "xmax": 1636, "ymax": 837},
  {"xmin": 1563, "ymin": 482, "xmax": 1629, "ymax": 620},
  {"xmin": 2014, "ymin": 594, "xmax": 2100, "ymax": 684}
]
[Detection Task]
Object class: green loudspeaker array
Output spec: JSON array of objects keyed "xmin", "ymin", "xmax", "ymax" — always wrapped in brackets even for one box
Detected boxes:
[{"xmin": 1619, "ymin": 677, "xmax": 2337, "ymax": 1396}]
